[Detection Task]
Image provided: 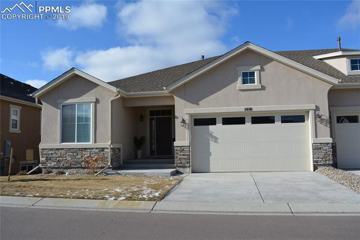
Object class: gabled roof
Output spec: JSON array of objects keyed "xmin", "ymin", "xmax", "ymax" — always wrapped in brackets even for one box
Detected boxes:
[
  {"xmin": 108, "ymin": 42, "xmax": 360, "ymax": 93},
  {"xmin": 32, "ymin": 68, "xmax": 118, "ymax": 98},
  {"xmin": 277, "ymin": 48, "xmax": 360, "ymax": 84},
  {"xmin": 34, "ymin": 42, "xmax": 360, "ymax": 97},
  {"xmin": 166, "ymin": 42, "xmax": 340, "ymax": 91},
  {"xmin": 0, "ymin": 74, "xmax": 37, "ymax": 103}
]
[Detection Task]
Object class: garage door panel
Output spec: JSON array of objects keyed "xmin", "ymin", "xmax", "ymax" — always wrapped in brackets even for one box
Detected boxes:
[
  {"xmin": 335, "ymin": 118, "xmax": 360, "ymax": 169},
  {"xmin": 192, "ymin": 113, "xmax": 311, "ymax": 172},
  {"xmin": 192, "ymin": 126, "xmax": 212, "ymax": 172}
]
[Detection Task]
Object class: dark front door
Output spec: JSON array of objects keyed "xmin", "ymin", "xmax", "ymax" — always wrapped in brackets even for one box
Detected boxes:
[{"xmin": 150, "ymin": 110, "xmax": 173, "ymax": 156}]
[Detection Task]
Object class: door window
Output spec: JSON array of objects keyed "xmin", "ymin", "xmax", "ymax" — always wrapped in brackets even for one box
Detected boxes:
[
  {"xmin": 194, "ymin": 118, "xmax": 216, "ymax": 126},
  {"xmin": 251, "ymin": 116, "xmax": 275, "ymax": 124}
]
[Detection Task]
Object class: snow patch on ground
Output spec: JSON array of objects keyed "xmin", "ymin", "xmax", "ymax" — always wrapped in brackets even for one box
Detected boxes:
[{"xmin": 139, "ymin": 188, "xmax": 161, "ymax": 199}]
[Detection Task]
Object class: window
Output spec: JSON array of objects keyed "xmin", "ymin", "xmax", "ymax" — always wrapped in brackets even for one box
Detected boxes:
[
  {"xmin": 237, "ymin": 65, "xmax": 262, "ymax": 90},
  {"xmin": 241, "ymin": 71, "xmax": 256, "ymax": 85},
  {"xmin": 61, "ymin": 103, "xmax": 92, "ymax": 143},
  {"xmin": 150, "ymin": 109, "xmax": 172, "ymax": 116},
  {"xmin": 251, "ymin": 116, "xmax": 275, "ymax": 124},
  {"xmin": 222, "ymin": 117, "xmax": 245, "ymax": 125},
  {"xmin": 194, "ymin": 118, "xmax": 216, "ymax": 126},
  {"xmin": 350, "ymin": 59, "xmax": 360, "ymax": 71},
  {"xmin": 336, "ymin": 115, "xmax": 359, "ymax": 124},
  {"xmin": 9, "ymin": 105, "xmax": 21, "ymax": 132},
  {"xmin": 281, "ymin": 115, "xmax": 305, "ymax": 123}
]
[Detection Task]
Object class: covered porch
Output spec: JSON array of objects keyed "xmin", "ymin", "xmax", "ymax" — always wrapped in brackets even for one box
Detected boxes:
[{"xmin": 113, "ymin": 96, "xmax": 176, "ymax": 170}]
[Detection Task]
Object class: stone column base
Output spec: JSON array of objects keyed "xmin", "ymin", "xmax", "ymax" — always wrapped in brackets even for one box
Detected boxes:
[
  {"xmin": 312, "ymin": 142, "xmax": 337, "ymax": 169},
  {"xmin": 174, "ymin": 145, "xmax": 191, "ymax": 173}
]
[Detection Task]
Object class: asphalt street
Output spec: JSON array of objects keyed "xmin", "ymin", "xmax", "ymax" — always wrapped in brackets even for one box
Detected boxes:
[{"xmin": 1, "ymin": 207, "xmax": 360, "ymax": 240}]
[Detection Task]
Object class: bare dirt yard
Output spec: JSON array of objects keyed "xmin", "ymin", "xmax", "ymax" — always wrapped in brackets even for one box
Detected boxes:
[{"xmin": 0, "ymin": 175, "xmax": 181, "ymax": 201}]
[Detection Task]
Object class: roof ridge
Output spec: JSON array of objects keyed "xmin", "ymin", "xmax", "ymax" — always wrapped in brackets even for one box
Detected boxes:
[{"xmin": 109, "ymin": 55, "xmax": 221, "ymax": 83}]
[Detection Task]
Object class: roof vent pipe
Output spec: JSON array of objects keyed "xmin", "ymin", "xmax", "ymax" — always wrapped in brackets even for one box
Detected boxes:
[{"xmin": 337, "ymin": 36, "xmax": 342, "ymax": 51}]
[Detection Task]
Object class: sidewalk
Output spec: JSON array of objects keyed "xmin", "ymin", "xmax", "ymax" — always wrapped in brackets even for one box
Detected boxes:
[{"xmin": 1, "ymin": 196, "xmax": 360, "ymax": 215}]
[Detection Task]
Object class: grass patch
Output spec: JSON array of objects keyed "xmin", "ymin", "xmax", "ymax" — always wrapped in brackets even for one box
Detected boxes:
[{"xmin": 0, "ymin": 175, "xmax": 181, "ymax": 201}]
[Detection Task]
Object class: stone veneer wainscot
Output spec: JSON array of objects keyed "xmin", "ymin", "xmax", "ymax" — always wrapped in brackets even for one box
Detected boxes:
[{"xmin": 40, "ymin": 147, "xmax": 121, "ymax": 173}]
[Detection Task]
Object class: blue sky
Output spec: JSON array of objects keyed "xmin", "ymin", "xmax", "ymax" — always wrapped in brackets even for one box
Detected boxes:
[{"xmin": 1, "ymin": 0, "xmax": 359, "ymax": 88}]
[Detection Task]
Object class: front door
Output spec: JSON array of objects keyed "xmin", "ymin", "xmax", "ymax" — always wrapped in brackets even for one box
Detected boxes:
[{"xmin": 150, "ymin": 109, "xmax": 173, "ymax": 157}]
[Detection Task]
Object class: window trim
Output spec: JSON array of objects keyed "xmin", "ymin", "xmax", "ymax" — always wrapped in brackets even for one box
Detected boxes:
[
  {"xmin": 60, "ymin": 102, "xmax": 94, "ymax": 144},
  {"xmin": 237, "ymin": 65, "xmax": 262, "ymax": 90},
  {"xmin": 9, "ymin": 105, "xmax": 21, "ymax": 133},
  {"xmin": 347, "ymin": 57, "xmax": 360, "ymax": 75}
]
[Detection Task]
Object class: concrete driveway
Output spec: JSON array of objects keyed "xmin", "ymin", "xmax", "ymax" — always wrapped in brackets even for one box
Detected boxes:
[{"xmin": 163, "ymin": 172, "xmax": 360, "ymax": 204}]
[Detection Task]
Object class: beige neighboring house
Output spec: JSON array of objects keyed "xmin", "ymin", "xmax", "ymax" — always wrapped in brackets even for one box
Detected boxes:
[
  {"xmin": 0, "ymin": 74, "xmax": 41, "ymax": 175},
  {"xmin": 33, "ymin": 42, "xmax": 360, "ymax": 173}
]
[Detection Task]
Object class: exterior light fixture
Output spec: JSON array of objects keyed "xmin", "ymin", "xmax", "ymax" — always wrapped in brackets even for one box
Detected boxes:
[{"xmin": 180, "ymin": 118, "xmax": 187, "ymax": 127}]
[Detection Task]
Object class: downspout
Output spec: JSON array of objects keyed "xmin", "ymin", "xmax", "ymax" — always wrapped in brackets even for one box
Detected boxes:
[
  {"xmin": 108, "ymin": 91, "xmax": 121, "ymax": 166},
  {"xmin": 95, "ymin": 91, "xmax": 121, "ymax": 176}
]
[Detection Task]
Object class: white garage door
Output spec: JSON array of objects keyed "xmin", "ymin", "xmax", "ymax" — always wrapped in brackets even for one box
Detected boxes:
[
  {"xmin": 191, "ymin": 113, "xmax": 311, "ymax": 172},
  {"xmin": 334, "ymin": 112, "xmax": 360, "ymax": 169}
]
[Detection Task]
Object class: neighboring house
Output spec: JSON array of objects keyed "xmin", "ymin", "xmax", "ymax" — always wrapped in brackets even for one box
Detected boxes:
[
  {"xmin": 0, "ymin": 74, "xmax": 41, "ymax": 175},
  {"xmin": 33, "ymin": 42, "xmax": 360, "ymax": 173}
]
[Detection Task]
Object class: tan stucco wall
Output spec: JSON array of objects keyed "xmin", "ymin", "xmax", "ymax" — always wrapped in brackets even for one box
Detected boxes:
[
  {"xmin": 111, "ymin": 97, "xmax": 136, "ymax": 159},
  {"xmin": 40, "ymin": 76, "xmax": 116, "ymax": 145},
  {"xmin": 172, "ymin": 49, "xmax": 333, "ymax": 141},
  {"xmin": 324, "ymin": 57, "xmax": 348, "ymax": 75},
  {"xmin": 328, "ymin": 88, "xmax": 360, "ymax": 107},
  {"xmin": 123, "ymin": 96, "xmax": 174, "ymax": 107}
]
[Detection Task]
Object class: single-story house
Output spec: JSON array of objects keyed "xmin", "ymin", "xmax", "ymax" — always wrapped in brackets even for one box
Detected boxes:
[{"xmin": 33, "ymin": 42, "xmax": 360, "ymax": 173}]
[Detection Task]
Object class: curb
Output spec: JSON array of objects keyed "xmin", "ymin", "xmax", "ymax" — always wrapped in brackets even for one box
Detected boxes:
[
  {"xmin": 2, "ymin": 196, "xmax": 360, "ymax": 216},
  {"xmin": 0, "ymin": 196, "xmax": 156, "ymax": 212}
]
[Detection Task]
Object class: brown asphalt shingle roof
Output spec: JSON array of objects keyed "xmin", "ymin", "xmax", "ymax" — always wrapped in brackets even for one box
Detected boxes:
[
  {"xmin": 108, "ymin": 48, "xmax": 360, "ymax": 93},
  {"xmin": 109, "ymin": 56, "xmax": 220, "ymax": 92},
  {"xmin": 277, "ymin": 48, "xmax": 360, "ymax": 84}
]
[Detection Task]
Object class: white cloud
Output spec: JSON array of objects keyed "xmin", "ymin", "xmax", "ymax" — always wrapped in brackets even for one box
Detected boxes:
[
  {"xmin": 25, "ymin": 79, "xmax": 48, "ymax": 88},
  {"xmin": 75, "ymin": 46, "xmax": 166, "ymax": 80},
  {"xmin": 338, "ymin": 0, "xmax": 360, "ymax": 29},
  {"xmin": 74, "ymin": 0, "xmax": 236, "ymax": 81},
  {"xmin": 42, "ymin": 47, "xmax": 73, "ymax": 70},
  {"xmin": 57, "ymin": 2, "xmax": 107, "ymax": 30}
]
